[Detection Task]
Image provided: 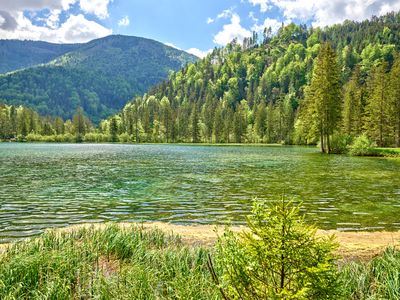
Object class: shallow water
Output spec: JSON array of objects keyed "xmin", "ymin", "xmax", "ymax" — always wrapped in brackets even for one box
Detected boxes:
[{"xmin": 0, "ymin": 143, "xmax": 399, "ymax": 242}]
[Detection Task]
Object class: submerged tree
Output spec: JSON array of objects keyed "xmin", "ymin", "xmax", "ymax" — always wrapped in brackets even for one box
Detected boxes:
[{"xmin": 214, "ymin": 199, "xmax": 341, "ymax": 299}]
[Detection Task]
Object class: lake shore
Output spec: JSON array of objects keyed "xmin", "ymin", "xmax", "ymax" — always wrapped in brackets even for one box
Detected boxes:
[{"xmin": 24, "ymin": 222, "xmax": 400, "ymax": 261}]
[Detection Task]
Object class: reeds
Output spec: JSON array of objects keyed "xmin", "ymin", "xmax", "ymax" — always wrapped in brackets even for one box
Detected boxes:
[
  {"xmin": 340, "ymin": 247, "xmax": 400, "ymax": 299},
  {"xmin": 0, "ymin": 224, "xmax": 219, "ymax": 299}
]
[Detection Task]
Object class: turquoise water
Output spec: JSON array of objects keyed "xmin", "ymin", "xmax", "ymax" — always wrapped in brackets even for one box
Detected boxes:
[{"xmin": 0, "ymin": 143, "xmax": 399, "ymax": 242}]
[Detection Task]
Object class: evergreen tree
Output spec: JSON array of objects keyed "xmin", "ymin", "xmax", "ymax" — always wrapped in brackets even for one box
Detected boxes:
[
  {"xmin": 343, "ymin": 67, "xmax": 364, "ymax": 136},
  {"xmin": 300, "ymin": 43, "xmax": 342, "ymax": 153},
  {"xmin": 364, "ymin": 62, "xmax": 391, "ymax": 146},
  {"xmin": 109, "ymin": 117, "xmax": 119, "ymax": 142},
  {"xmin": 390, "ymin": 54, "xmax": 400, "ymax": 146},
  {"xmin": 191, "ymin": 104, "xmax": 200, "ymax": 143},
  {"xmin": 72, "ymin": 107, "xmax": 87, "ymax": 142}
]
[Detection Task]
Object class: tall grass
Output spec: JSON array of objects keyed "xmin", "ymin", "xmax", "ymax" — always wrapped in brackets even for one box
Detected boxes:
[
  {"xmin": 340, "ymin": 247, "xmax": 400, "ymax": 299},
  {"xmin": 1, "ymin": 224, "xmax": 400, "ymax": 299},
  {"xmin": 0, "ymin": 225, "xmax": 219, "ymax": 299}
]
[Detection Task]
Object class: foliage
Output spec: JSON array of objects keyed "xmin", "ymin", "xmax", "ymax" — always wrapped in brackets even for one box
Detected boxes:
[
  {"xmin": 329, "ymin": 134, "xmax": 353, "ymax": 154},
  {"xmin": 0, "ymin": 35, "xmax": 197, "ymax": 123},
  {"xmin": 298, "ymin": 43, "xmax": 341, "ymax": 153},
  {"xmin": 215, "ymin": 199, "xmax": 341, "ymax": 299},
  {"xmin": 348, "ymin": 134, "xmax": 377, "ymax": 156},
  {"xmin": 0, "ymin": 225, "xmax": 218, "ymax": 299},
  {"xmin": 105, "ymin": 12, "xmax": 400, "ymax": 148}
]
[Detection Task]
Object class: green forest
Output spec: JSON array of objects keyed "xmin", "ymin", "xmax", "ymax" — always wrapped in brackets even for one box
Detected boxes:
[
  {"xmin": 0, "ymin": 36, "xmax": 196, "ymax": 123},
  {"xmin": 1, "ymin": 12, "xmax": 400, "ymax": 151}
]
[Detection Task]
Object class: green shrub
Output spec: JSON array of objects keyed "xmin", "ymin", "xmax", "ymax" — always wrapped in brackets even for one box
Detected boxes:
[
  {"xmin": 348, "ymin": 134, "xmax": 377, "ymax": 156},
  {"xmin": 330, "ymin": 134, "xmax": 353, "ymax": 154},
  {"xmin": 118, "ymin": 133, "xmax": 131, "ymax": 143},
  {"xmin": 214, "ymin": 199, "xmax": 341, "ymax": 299},
  {"xmin": 26, "ymin": 133, "xmax": 42, "ymax": 142}
]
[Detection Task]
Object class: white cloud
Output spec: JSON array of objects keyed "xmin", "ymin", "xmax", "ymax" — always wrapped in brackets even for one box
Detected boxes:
[
  {"xmin": 252, "ymin": 17, "xmax": 283, "ymax": 34},
  {"xmin": 46, "ymin": 9, "xmax": 61, "ymax": 29},
  {"xmin": 0, "ymin": 0, "xmax": 78, "ymax": 13},
  {"xmin": 217, "ymin": 8, "xmax": 234, "ymax": 19},
  {"xmin": 247, "ymin": 0, "xmax": 400, "ymax": 27},
  {"xmin": 58, "ymin": 14, "xmax": 111, "ymax": 42},
  {"xmin": 213, "ymin": 13, "xmax": 251, "ymax": 46},
  {"xmin": 248, "ymin": 0, "xmax": 270, "ymax": 12},
  {"xmin": 0, "ymin": 13, "xmax": 111, "ymax": 43},
  {"xmin": 0, "ymin": 0, "xmax": 113, "ymax": 43},
  {"xmin": 186, "ymin": 48, "xmax": 211, "ymax": 58},
  {"xmin": 248, "ymin": 11, "xmax": 259, "ymax": 23},
  {"xmin": 118, "ymin": 16, "xmax": 129, "ymax": 27},
  {"xmin": 207, "ymin": 7, "xmax": 235, "ymax": 25},
  {"xmin": 79, "ymin": 0, "xmax": 112, "ymax": 19}
]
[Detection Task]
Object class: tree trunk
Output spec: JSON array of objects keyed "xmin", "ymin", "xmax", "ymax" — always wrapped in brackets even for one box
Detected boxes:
[
  {"xmin": 326, "ymin": 134, "xmax": 331, "ymax": 154},
  {"xmin": 320, "ymin": 131, "xmax": 325, "ymax": 153},
  {"xmin": 397, "ymin": 119, "xmax": 400, "ymax": 147}
]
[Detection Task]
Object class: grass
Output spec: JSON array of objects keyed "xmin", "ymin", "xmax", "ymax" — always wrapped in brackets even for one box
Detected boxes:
[
  {"xmin": 341, "ymin": 247, "xmax": 400, "ymax": 299},
  {"xmin": 0, "ymin": 225, "xmax": 219, "ymax": 299},
  {"xmin": 0, "ymin": 224, "xmax": 400, "ymax": 299},
  {"xmin": 374, "ymin": 147, "xmax": 400, "ymax": 157}
]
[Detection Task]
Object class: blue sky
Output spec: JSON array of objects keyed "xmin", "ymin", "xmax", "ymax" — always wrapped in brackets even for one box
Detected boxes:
[{"xmin": 1, "ymin": 0, "xmax": 400, "ymax": 57}]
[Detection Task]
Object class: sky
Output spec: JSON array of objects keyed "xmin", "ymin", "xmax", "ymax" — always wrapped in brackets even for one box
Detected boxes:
[{"xmin": 1, "ymin": 0, "xmax": 400, "ymax": 58}]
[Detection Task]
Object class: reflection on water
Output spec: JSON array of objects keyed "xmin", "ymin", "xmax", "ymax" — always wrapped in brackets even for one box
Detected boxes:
[{"xmin": 0, "ymin": 143, "xmax": 399, "ymax": 242}]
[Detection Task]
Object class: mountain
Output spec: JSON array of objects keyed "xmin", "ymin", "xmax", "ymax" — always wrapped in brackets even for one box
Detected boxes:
[
  {"xmin": 0, "ymin": 35, "xmax": 197, "ymax": 123},
  {"xmin": 0, "ymin": 40, "xmax": 80, "ymax": 74},
  {"xmin": 107, "ymin": 11, "xmax": 400, "ymax": 147}
]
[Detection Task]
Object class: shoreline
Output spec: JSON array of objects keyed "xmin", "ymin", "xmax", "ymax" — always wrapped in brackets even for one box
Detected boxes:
[{"xmin": 4, "ymin": 222, "xmax": 399, "ymax": 261}]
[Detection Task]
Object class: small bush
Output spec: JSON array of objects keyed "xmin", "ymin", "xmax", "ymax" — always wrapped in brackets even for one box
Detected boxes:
[
  {"xmin": 348, "ymin": 134, "xmax": 377, "ymax": 156},
  {"xmin": 215, "ymin": 199, "xmax": 341, "ymax": 299},
  {"xmin": 118, "ymin": 133, "xmax": 131, "ymax": 143},
  {"xmin": 330, "ymin": 134, "xmax": 353, "ymax": 154}
]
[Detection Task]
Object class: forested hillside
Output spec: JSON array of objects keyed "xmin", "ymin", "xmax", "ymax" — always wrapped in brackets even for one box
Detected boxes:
[
  {"xmin": 103, "ymin": 12, "xmax": 400, "ymax": 148},
  {"xmin": 0, "ymin": 40, "xmax": 80, "ymax": 74},
  {"xmin": 0, "ymin": 35, "xmax": 197, "ymax": 123}
]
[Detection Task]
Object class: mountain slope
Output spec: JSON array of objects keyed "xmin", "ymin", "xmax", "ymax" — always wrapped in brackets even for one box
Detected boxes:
[
  {"xmin": 0, "ymin": 35, "xmax": 197, "ymax": 122},
  {"xmin": 107, "ymin": 11, "xmax": 400, "ymax": 147},
  {"xmin": 0, "ymin": 40, "xmax": 80, "ymax": 74}
]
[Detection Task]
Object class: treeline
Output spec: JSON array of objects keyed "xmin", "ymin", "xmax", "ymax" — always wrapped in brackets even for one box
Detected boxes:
[
  {"xmin": 0, "ymin": 104, "xmax": 94, "ymax": 142},
  {"xmin": 102, "ymin": 12, "xmax": 400, "ymax": 147}
]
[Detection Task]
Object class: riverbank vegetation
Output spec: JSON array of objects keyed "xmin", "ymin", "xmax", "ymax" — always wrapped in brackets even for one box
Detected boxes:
[{"xmin": 1, "ymin": 200, "xmax": 400, "ymax": 299}]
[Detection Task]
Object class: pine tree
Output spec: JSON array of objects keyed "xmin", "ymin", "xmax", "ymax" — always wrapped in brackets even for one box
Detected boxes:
[
  {"xmin": 191, "ymin": 104, "xmax": 200, "ymax": 143},
  {"xmin": 109, "ymin": 117, "xmax": 119, "ymax": 142},
  {"xmin": 254, "ymin": 102, "xmax": 267, "ymax": 142},
  {"xmin": 72, "ymin": 107, "xmax": 87, "ymax": 142},
  {"xmin": 390, "ymin": 54, "xmax": 400, "ymax": 147},
  {"xmin": 300, "ymin": 43, "xmax": 342, "ymax": 153},
  {"xmin": 343, "ymin": 66, "xmax": 364, "ymax": 136},
  {"xmin": 364, "ymin": 62, "xmax": 391, "ymax": 147}
]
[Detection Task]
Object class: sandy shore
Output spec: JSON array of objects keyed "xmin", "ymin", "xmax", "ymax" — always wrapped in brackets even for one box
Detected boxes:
[{"xmin": 56, "ymin": 222, "xmax": 400, "ymax": 261}]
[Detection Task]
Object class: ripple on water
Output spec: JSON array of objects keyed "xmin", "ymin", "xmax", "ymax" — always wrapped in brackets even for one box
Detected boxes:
[{"xmin": 0, "ymin": 143, "xmax": 399, "ymax": 241}]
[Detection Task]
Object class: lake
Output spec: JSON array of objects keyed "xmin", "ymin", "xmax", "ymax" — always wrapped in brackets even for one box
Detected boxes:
[{"xmin": 0, "ymin": 143, "xmax": 399, "ymax": 242}]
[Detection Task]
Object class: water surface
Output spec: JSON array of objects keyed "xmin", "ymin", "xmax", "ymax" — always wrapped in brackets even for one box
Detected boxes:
[{"xmin": 0, "ymin": 143, "xmax": 399, "ymax": 242}]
